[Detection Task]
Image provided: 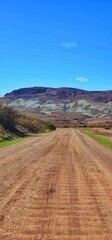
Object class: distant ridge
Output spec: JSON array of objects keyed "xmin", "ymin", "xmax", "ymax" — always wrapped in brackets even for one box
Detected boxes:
[
  {"xmin": 3, "ymin": 87, "xmax": 112, "ymax": 127},
  {"xmin": 4, "ymin": 87, "xmax": 112, "ymax": 103}
]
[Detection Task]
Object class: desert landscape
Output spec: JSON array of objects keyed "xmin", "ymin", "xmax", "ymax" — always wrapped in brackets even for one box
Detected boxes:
[
  {"xmin": 0, "ymin": 1, "xmax": 112, "ymax": 239},
  {"xmin": 0, "ymin": 128, "xmax": 112, "ymax": 239}
]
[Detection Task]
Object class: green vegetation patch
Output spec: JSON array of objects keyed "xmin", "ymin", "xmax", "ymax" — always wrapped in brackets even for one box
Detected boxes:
[
  {"xmin": 0, "ymin": 134, "xmax": 25, "ymax": 148},
  {"xmin": 80, "ymin": 129, "xmax": 112, "ymax": 149}
]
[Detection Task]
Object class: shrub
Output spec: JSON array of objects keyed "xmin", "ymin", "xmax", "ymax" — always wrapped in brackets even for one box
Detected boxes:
[{"xmin": 0, "ymin": 104, "xmax": 18, "ymax": 131}]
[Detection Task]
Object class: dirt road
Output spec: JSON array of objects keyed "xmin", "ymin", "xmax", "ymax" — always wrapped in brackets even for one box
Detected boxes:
[{"xmin": 0, "ymin": 129, "xmax": 112, "ymax": 240}]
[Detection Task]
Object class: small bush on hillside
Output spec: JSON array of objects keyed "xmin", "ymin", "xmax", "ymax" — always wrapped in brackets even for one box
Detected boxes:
[
  {"xmin": 18, "ymin": 114, "xmax": 42, "ymax": 132},
  {"xmin": 0, "ymin": 104, "xmax": 18, "ymax": 131},
  {"xmin": 17, "ymin": 113, "xmax": 56, "ymax": 133},
  {"xmin": 45, "ymin": 122, "xmax": 56, "ymax": 131}
]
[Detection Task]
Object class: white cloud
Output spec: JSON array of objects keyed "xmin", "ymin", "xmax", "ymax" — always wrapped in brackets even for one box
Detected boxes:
[
  {"xmin": 75, "ymin": 77, "xmax": 88, "ymax": 82},
  {"xmin": 61, "ymin": 41, "xmax": 77, "ymax": 48}
]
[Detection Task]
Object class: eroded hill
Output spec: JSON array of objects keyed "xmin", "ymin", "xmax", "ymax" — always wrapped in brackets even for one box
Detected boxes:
[{"xmin": 3, "ymin": 87, "xmax": 112, "ymax": 127}]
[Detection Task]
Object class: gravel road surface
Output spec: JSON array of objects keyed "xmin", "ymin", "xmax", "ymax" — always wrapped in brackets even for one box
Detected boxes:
[{"xmin": 0, "ymin": 129, "xmax": 112, "ymax": 239}]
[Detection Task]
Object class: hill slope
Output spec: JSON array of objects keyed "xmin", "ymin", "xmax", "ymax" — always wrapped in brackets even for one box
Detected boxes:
[
  {"xmin": 3, "ymin": 87, "xmax": 112, "ymax": 126},
  {"xmin": 0, "ymin": 103, "xmax": 56, "ymax": 145},
  {"xmin": 4, "ymin": 87, "xmax": 112, "ymax": 103}
]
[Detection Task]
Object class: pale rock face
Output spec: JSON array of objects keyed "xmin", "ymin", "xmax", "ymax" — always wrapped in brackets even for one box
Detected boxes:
[
  {"xmin": 4, "ymin": 98, "xmax": 112, "ymax": 118},
  {"xmin": 3, "ymin": 87, "xmax": 112, "ymax": 121}
]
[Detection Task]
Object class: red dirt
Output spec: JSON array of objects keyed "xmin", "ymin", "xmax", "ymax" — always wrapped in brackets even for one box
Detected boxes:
[
  {"xmin": 93, "ymin": 129, "xmax": 112, "ymax": 138},
  {"xmin": 0, "ymin": 129, "xmax": 112, "ymax": 239}
]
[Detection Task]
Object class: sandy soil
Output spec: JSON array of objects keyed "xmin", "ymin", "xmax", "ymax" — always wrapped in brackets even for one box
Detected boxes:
[{"xmin": 0, "ymin": 129, "xmax": 112, "ymax": 240}]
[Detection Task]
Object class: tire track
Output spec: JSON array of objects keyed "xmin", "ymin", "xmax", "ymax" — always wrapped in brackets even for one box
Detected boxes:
[{"xmin": 0, "ymin": 128, "xmax": 112, "ymax": 240}]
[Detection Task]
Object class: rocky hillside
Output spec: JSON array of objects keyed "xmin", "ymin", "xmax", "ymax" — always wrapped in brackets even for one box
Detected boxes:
[
  {"xmin": 3, "ymin": 87, "xmax": 112, "ymax": 126},
  {"xmin": 4, "ymin": 87, "xmax": 112, "ymax": 103}
]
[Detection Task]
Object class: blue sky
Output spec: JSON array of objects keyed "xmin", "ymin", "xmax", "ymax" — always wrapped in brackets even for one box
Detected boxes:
[{"xmin": 0, "ymin": 0, "xmax": 112, "ymax": 96}]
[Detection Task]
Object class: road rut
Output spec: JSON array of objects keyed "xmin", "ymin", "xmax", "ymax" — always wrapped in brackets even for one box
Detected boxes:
[{"xmin": 0, "ymin": 129, "xmax": 112, "ymax": 239}]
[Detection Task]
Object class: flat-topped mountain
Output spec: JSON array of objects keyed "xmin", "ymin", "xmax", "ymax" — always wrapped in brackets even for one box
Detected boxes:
[
  {"xmin": 3, "ymin": 87, "xmax": 112, "ymax": 127},
  {"xmin": 4, "ymin": 87, "xmax": 112, "ymax": 103}
]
